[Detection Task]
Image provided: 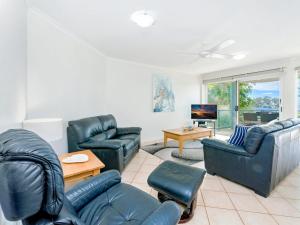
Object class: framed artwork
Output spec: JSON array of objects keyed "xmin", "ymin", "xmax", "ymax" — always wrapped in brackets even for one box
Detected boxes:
[{"xmin": 153, "ymin": 74, "xmax": 175, "ymax": 112}]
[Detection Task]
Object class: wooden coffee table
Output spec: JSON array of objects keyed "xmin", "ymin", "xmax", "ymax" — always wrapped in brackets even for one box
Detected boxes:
[
  {"xmin": 162, "ymin": 127, "xmax": 213, "ymax": 155},
  {"xmin": 59, "ymin": 150, "xmax": 105, "ymax": 183}
]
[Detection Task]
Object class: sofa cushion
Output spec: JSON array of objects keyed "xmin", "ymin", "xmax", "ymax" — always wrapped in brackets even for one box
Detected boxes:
[
  {"xmin": 243, "ymin": 123, "xmax": 283, "ymax": 154},
  {"xmin": 228, "ymin": 125, "xmax": 250, "ymax": 146},
  {"xmin": 89, "ymin": 133, "xmax": 106, "ymax": 142},
  {"xmin": 116, "ymin": 134, "xmax": 140, "ymax": 146},
  {"xmin": 275, "ymin": 119, "xmax": 294, "ymax": 128},
  {"xmin": 78, "ymin": 183, "xmax": 160, "ymax": 225},
  {"xmin": 288, "ymin": 118, "xmax": 300, "ymax": 125},
  {"xmin": 68, "ymin": 117, "xmax": 103, "ymax": 143},
  {"xmin": 104, "ymin": 128, "xmax": 117, "ymax": 139}
]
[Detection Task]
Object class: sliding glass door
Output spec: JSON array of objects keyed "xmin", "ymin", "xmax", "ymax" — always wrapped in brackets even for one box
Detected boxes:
[
  {"xmin": 206, "ymin": 78, "xmax": 280, "ymax": 133},
  {"xmin": 238, "ymin": 80, "xmax": 280, "ymax": 126},
  {"xmin": 207, "ymin": 81, "xmax": 238, "ymax": 132}
]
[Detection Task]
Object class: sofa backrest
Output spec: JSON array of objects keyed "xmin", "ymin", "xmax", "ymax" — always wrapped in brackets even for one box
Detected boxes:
[
  {"xmin": 67, "ymin": 114, "xmax": 117, "ymax": 152},
  {"xmin": 243, "ymin": 123, "xmax": 283, "ymax": 154},
  {"xmin": 98, "ymin": 114, "xmax": 117, "ymax": 139}
]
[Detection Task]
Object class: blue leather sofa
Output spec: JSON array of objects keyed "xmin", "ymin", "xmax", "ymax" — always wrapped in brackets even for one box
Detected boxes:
[
  {"xmin": 0, "ymin": 129, "xmax": 181, "ymax": 225},
  {"xmin": 202, "ymin": 119, "xmax": 300, "ymax": 197},
  {"xmin": 67, "ymin": 114, "xmax": 141, "ymax": 172}
]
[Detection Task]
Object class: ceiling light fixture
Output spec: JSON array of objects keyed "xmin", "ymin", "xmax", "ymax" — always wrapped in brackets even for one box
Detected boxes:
[
  {"xmin": 130, "ymin": 10, "xmax": 155, "ymax": 28},
  {"xmin": 233, "ymin": 53, "xmax": 246, "ymax": 60}
]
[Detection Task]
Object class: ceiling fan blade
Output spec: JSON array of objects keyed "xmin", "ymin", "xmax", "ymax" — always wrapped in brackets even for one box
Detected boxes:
[
  {"xmin": 205, "ymin": 53, "xmax": 229, "ymax": 59},
  {"xmin": 210, "ymin": 39, "xmax": 236, "ymax": 52}
]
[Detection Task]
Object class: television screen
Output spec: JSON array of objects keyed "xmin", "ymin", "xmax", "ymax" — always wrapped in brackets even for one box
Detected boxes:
[{"xmin": 191, "ymin": 104, "xmax": 217, "ymax": 120}]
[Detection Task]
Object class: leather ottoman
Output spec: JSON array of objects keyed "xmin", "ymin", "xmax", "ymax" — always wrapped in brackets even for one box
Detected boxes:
[{"xmin": 147, "ymin": 160, "xmax": 206, "ymax": 223}]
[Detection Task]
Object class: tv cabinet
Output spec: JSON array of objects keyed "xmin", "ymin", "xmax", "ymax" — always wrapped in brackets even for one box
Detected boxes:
[{"xmin": 193, "ymin": 120, "xmax": 216, "ymax": 136}]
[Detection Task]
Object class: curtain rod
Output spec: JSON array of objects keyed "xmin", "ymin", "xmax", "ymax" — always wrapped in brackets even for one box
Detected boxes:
[{"xmin": 203, "ymin": 67, "xmax": 286, "ymax": 84}]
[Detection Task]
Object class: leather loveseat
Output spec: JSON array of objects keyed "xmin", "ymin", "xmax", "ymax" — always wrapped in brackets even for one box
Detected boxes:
[
  {"xmin": 67, "ymin": 114, "xmax": 141, "ymax": 172},
  {"xmin": 0, "ymin": 129, "xmax": 181, "ymax": 225},
  {"xmin": 202, "ymin": 119, "xmax": 300, "ymax": 197}
]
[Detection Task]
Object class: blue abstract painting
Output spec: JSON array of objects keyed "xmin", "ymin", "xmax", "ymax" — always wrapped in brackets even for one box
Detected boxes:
[{"xmin": 153, "ymin": 74, "xmax": 175, "ymax": 112}]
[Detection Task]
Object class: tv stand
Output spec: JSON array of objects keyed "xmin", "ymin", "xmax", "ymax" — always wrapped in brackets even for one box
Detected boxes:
[{"xmin": 193, "ymin": 120, "xmax": 216, "ymax": 136}]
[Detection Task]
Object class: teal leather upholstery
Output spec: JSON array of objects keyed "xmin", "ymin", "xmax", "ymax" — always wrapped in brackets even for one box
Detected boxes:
[
  {"xmin": 148, "ymin": 161, "xmax": 206, "ymax": 206},
  {"xmin": 0, "ymin": 129, "xmax": 181, "ymax": 225},
  {"xmin": 202, "ymin": 120, "xmax": 300, "ymax": 197},
  {"xmin": 67, "ymin": 115, "xmax": 141, "ymax": 172}
]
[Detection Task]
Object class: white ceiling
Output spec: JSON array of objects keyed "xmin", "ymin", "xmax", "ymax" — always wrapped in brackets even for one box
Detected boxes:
[{"xmin": 26, "ymin": 0, "xmax": 300, "ymax": 74}]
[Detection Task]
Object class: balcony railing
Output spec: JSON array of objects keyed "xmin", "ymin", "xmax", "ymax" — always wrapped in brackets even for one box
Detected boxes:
[{"xmin": 216, "ymin": 109, "xmax": 279, "ymax": 129}]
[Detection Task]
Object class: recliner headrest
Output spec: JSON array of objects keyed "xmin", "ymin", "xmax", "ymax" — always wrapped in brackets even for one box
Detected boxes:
[{"xmin": 0, "ymin": 129, "xmax": 64, "ymax": 221}]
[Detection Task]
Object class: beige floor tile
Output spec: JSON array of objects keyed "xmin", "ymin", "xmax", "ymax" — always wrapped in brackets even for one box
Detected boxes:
[
  {"xmin": 229, "ymin": 193, "xmax": 267, "ymax": 213},
  {"xmin": 287, "ymin": 199, "xmax": 300, "ymax": 211},
  {"xmin": 276, "ymin": 185, "xmax": 300, "ymax": 199},
  {"xmin": 238, "ymin": 211, "xmax": 278, "ymax": 225},
  {"xmin": 132, "ymin": 172, "xmax": 150, "ymax": 184},
  {"xmin": 202, "ymin": 190, "xmax": 234, "ymax": 209},
  {"xmin": 273, "ymin": 215, "xmax": 300, "ymax": 225},
  {"xmin": 121, "ymin": 171, "xmax": 137, "ymax": 183},
  {"xmin": 285, "ymin": 175, "xmax": 300, "ymax": 187},
  {"xmin": 197, "ymin": 190, "xmax": 205, "ymax": 206},
  {"xmin": 292, "ymin": 167, "xmax": 300, "ymax": 176},
  {"xmin": 220, "ymin": 178, "xmax": 253, "ymax": 195},
  {"xmin": 143, "ymin": 156, "xmax": 162, "ymax": 166},
  {"xmin": 269, "ymin": 190, "xmax": 282, "ymax": 198},
  {"xmin": 139, "ymin": 164, "xmax": 158, "ymax": 173},
  {"xmin": 149, "ymin": 189, "xmax": 158, "ymax": 198},
  {"xmin": 205, "ymin": 173, "xmax": 220, "ymax": 180},
  {"xmin": 185, "ymin": 206, "xmax": 210, "ymax": 225},
  {"xmin": 257, "ymin": 196, "xmax": 300, "ymax": 217},
  {"xmin": 124, "ymin": 161, "xmax": 143, "ymax": 172},
  {"xmin": 206, "ymin": 207, "xmax": 244, "ymax": 225},
  {"xmin": 201, "ymin": 178, "xmax": 225, "ymax": 192}
]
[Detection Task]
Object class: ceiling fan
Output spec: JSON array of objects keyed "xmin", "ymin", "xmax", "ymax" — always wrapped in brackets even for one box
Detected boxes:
[{"xmin": 179, "ymin": 39, "xmax": 246, "ymax": 60}]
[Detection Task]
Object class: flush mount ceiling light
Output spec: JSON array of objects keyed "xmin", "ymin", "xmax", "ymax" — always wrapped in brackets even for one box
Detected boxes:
[
  {"xmin": 130, "ymin": 10, "xmax": 155, "ymax": 28},
  {"xmin": 232, "ymin": 53, "xmax": 247, "ymax": 60}
]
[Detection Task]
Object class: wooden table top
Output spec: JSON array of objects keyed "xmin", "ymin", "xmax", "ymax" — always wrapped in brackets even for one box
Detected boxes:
[
  {"xmin": 59, "ymin": 150, "xmax": 105, "ymax": 179},
  {"xmin": 162, "ymin": 127, "xmax": 212, "ymax": 136}
]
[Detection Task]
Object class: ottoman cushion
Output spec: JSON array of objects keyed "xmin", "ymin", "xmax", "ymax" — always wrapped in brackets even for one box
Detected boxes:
[{"xmin": 147, "ymin": 161, "xmax": 206, "ymax": 205}]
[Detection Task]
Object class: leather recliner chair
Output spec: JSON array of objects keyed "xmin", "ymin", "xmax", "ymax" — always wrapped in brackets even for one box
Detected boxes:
[
  {"xmin": 0, "ymin": 129, "xmax": 181, "ymax": 225},
  {"xmin": 67, "ymin": 114, "xmax": 141, "ymax": 172}
]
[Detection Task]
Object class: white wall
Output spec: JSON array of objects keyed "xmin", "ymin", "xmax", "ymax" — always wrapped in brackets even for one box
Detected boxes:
[
  {"xmin": 27, "ymin": 9, "xmax": 107, "ymax": 154},
  {"xmin": 0, "ymin": 0, "xmax": 27, "ymax": 224},
  {"xmin": 200, "ymin": 57, "xmax": 300, "ymax": 120},
  {"xmin": 106, "ymin": 58, "xmax": 201, "ymax": 141},
  {"xmin": 0, "ymin": 0, "xmax": 27, "ymax": 133}
]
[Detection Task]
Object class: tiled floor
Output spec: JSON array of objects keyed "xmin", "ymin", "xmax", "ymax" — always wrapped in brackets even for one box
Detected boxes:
[{"xmin": 122, "ymin": 150, "xmax": 300, "ymax": 225}]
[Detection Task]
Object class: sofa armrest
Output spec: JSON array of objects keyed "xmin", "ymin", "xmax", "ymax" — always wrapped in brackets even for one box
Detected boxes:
[
  {"xmin": 117, "ymin": 127, "xmax": 142, "ymax": 135},
  {"xmin": 201, "ymin": 138, "xmax": 253, "ymax": 157},
  {"xmin": 141, "ymin": 201, "xmax": 181, "ymax": 225},
  {"xmin": 66, "ymin": 170, "xmax": 121, "ymax": 211},
  {"xmin": 79, "ymin": 140, "xmax": 122, "ymax": 150}
]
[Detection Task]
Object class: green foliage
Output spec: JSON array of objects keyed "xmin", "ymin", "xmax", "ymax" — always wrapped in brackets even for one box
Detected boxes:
[
  {"xmin": 239, "ymin": 83, "xmax": 255, "ymax": 109},
  {"xmin": 207, "ymin": 82, "xmax": 254, "ymax": 109}
]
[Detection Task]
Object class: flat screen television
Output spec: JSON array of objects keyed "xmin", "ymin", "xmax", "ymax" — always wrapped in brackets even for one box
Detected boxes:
[{"xmin": 191, "ymin": 104, "xmax": 217, "ymax": 120}]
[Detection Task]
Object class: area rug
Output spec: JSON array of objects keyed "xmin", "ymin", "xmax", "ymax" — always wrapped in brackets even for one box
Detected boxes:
[{"xmin": 141, "ymin": 140, "xmax": 204, "ymax": 165}]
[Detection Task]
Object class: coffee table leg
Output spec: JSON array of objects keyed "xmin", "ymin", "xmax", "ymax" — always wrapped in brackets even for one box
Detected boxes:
[
  {"xmin": 179, "ymin": 140, "xmax": 184, "ymax": 155},
  {"xmin": 164, "ymin": 133, "xmax": 168, "ymax": 147}
]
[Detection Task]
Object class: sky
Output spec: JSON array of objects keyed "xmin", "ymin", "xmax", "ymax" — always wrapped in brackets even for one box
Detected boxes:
[{"xmin": 248, "ymin": 81, "xmax": 279, "ymax": 98}]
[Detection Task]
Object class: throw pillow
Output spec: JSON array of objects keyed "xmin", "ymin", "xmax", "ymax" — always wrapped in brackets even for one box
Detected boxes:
[{"xmin": 228, "ymin": 125, "xmax": 250, "ymax": 146}]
